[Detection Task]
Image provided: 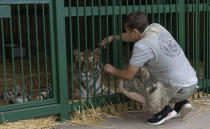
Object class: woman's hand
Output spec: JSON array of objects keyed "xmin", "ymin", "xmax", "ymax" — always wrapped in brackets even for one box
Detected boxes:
[{"xmin": 98, "ymin": 36, "xmax": 114, "ymax": 48}]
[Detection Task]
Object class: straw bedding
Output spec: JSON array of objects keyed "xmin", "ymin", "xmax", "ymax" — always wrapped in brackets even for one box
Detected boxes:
[
  {"xmin": 0, "ymin": 100, "xmax": 142, "ymax": 129},
  {"xmin": 0, "ymin": 93, "xmax": 209, "ymax": 129}
]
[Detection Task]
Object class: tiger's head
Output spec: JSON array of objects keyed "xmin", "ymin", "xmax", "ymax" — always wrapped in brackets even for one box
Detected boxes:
[
  {"xmin": 72, "ymin": 48, "xmax": 102, "ymax": 98},
  {"xmin": 73, "ymin": 48, "xmax": 101, "ymax": 82}
]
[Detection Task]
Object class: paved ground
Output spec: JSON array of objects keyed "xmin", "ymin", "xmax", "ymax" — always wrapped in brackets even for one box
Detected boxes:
[{"xmin": 56, "ymin": 98, "xmax": 210, "ymax": 129}]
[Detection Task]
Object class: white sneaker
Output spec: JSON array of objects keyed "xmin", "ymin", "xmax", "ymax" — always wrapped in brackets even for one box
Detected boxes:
[{"xmin": 174, "ymin": 103, "xmax": 193, "ymax": 118}]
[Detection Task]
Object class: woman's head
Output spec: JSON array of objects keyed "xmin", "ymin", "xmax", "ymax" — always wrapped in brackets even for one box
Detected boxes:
[{"xmin": 123, "ymin": 11, "xmax": 149, "ymax": 33}]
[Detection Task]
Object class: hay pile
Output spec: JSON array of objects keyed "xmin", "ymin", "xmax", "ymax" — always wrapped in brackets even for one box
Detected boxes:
[
  {"xmin": 65, "ymin": 101, "xmax": 141, "ymax": 128},
  {"xmin": 0, "ymin": 116, "xmax": 59, "ymax": 129},
  {"xmin": 65, "ymin": 97, "xmax": 142, "ymax": 127},
  {"xmin": 189, "ymin": 93, "xmax": 210, "ymax": 112},
  {"xmin": 0, "ymin": 100, "xmax": 141, "ymax": 129},
  {"xmin": 0, "ymin": 94, "xmax": 209, "ymax": 129}
]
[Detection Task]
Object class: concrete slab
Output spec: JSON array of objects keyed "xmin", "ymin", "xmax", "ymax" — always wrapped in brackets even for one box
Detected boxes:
[
  {"xmin": 56, "ymin": 98, "xmax": 210, "ymax": 129},
  {"xmin": 56, "ymin": 109, "xmax": 210, "ymax": 129}
]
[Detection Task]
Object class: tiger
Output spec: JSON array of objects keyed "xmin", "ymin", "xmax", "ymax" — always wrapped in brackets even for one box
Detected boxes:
[
  {"xmin": 0, "ymin": 85, "xmax": 31, "ymax": 104},
  {"xmin": 0, "ymin": 75, "xmax": 53, "ymax": 104},
  {"xmin": 0, "ymin": 48, "xmax": 112, "ymax": 104},
  {"xmin": 70, "ymin": 48, "xmax": 113, "ymax": 100}
]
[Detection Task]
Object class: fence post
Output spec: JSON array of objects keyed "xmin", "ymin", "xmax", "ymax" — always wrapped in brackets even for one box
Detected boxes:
[
  {"xmin": 177, "ymin": 0, "xmax": 185, "ymax": 50},
  {"xmin": 207, "ymin": 0, "xmax": 210, "ymax": 94},
  {"xmin": 53, "ymin": 0, "xmax": 69, "ymax": 120},
  {"xmin": 112, "ymin": 0, "xmax": 119, "ymax": 68}
]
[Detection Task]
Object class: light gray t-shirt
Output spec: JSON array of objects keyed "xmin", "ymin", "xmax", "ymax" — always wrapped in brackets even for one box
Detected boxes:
[
  {"xmin": 130, "ymin": 41, "xmax": 155, "ymax": 67},
  {"xmin": 129, "ymin": 23, "xmax": 197, "ymax": 87}
]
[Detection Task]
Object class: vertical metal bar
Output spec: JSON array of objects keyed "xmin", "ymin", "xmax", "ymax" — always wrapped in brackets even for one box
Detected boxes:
[
  {"xmin": 69, "ymin": 0, "xmax": 75, "ymax": 116},
  {"xmin": 119, "ymin": 0, "xmax": 123, "ymax": 69},
  {"xmin": 145, "ymin": 0, "xmax": 147, "ymax": 14},
  {"xmin": 169, "ymin": 0, "xmax": 173, "ymax": 33},
  {"xmin": 76, "ymin": 0, "xmax": 82, "ymax": 111},
  {"xmin": 164, "ymin": 0, "xmax": 166, "ymax": 27},
  {"xmin": 187, "ymin": 0, "xmax": 190, "ymax": 58},
  {"xmin": 49, "ymin": 0, "xmax": 57, "ymax": 101},
  {"xmin": 132, "ymin": 0, "xmax": 137, "ymax": 110},
  {"xmin": 98, "ymin": 0, "xmax": 103, "ymax": 97},
  {"xmin": 126, "ymin": 0, "xmax": 130, "ymax": 109},
  {"xmin": 176, "ymin": 0, "xmax": 178, "ymax": 39},
  {"xmin": 105, "ymin": 0, "xmax": 110, "ymax": 97},
  {"xmin": 192, "ymin": 0, "xmax": 194, "ymax": 67},
  {"xmin": 105, "ymin": 0, "xmax": 109, "ymax": 64},
  {"xmin": 42, "ymin": 4, "xmax": 49, "ymax": 98},
  {"xmin": 84, "ymin": 0, "xmax": 89, "ymax": 106},
  {"xmin": 192, "ymin": 0, "xmax": 199, "ymax": 97},
  {"xmin": 139, "ymin": 0, "xmax": 142, "ymax": 11},
  {"xmin": 151, "ymin": 0, "xmax": 154, "ymax": 22},
  {"xmin": 197, "ymin": 0, "xmax": 200, "ymax": 79},
  {"xmin": 26, "ymin": 4, "xmax": 33, "ymax": 100},
  {"xmin": 54, "ymin": 0, "xmax": 69, "ymax": 120},
  {"xmin": 178, "ymin": 0, "xmax": 185, "ymax": 50},
  {"xmin": 113, "ymin": 0, "xmax": 117, "ymax": 97},
  {"xmin": 207, "ymin": 0, "xmax": 210, "ymax": 95},
  {"xmin": 126, "ymin": 0, "xmax": 129, "ymax": 67},
  {"xmin": 1, "ymin": 19, "xmax": 8, "ymax": 104},
  {"xmin": 158, "ymin": 0, "xmax": 160, "ymax": 23},
  {"xmin": 91, "ymin": 0, "xmax": 96, "ymax": 108},
  {"xmin": 34, "ymin": 4, "xmax": 41, "ymax": 100},
  {"xmin": 9, "ymin": 16, "xmax": 17, "ymax": 104},
  {"xmin": 191, "ymin": 0, "xmax": 196, "ymax": 99},
  {"xmin": 203, "ymin": 0, "xmax": 206, "ymax": 96},
  {"xmin": 195, "ymin": 0, "xmax": 200, "ymax": 97},
  {"xmin": 17, "ymin": 4, "xmax": 25, "ymax": 102},
  {"xmin": 132, "ymin": 0, "xmax": 135, "ymax": 11},
  {"xmin": 119, "ymin": 0, "xmax": 124, "ymax": 110}
]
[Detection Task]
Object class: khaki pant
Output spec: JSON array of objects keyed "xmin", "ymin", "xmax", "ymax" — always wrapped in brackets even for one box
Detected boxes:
[{"xmin": 123, "ymin": 67, "xmax": 198, "ymax": 114}]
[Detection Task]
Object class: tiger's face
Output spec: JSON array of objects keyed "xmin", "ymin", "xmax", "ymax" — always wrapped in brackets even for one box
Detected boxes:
[
  {"xmin": 72, "ymin": 48, "xmax": 102, "ymax": 98},
  {"xmin": 73, "ymin": 48, "xmax": 101, "ymax": 81}
]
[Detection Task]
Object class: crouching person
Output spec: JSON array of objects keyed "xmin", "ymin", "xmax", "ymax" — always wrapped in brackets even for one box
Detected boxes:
[{"xmin": 99, "ymin": 11, "xmax": 198, "ymax": 125}]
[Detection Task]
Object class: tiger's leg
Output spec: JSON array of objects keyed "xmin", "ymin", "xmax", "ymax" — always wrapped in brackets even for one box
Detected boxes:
[
  {"xmin": 95, "ymin": 75, "xmax": 114, "ymax": 95},
  {"xmin": 119, "ymin": 79, "xmax": 145, "ymax": 104}
]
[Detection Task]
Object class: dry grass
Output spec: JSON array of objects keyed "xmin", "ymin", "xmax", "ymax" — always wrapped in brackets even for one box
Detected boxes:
[
  {"xmin": 0, "ymin": 100, "xmax": 142, "ymax": 129},
  {"xmin": 0, "ymin": 93, "xmax": 209, "ymax": 129},
  {"xmin": 0, "ymin": 116, "xmax": 59, "ymax": 129},
  {"xmin": 65, "ymin": 99, "xmax": 142, "ymax": 128},
  {"xmin": 189, "ymin": 93, "xmax": 210, "ymax": 111}
]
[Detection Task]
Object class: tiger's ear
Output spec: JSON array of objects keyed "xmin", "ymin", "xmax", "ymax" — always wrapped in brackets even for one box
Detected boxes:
[
  {"xmin": 94, "ymin": 48, "xmax": 100, "ymax": 55},
  {"xmin": 73, "ymin": 49, "xmax": 79, "ymax": 56},
  {"xmin": 73, "ymin": 49, "xmax": 84, "ymax": 61}
]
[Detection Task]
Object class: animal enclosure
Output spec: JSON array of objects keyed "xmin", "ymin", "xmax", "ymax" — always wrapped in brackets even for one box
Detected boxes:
[{"xmin": 0, "ymin": 0, "xmax": 209, "ymax": 123}]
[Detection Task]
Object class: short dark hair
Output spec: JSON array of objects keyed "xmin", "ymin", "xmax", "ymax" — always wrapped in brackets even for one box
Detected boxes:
[{"xmin": 123, "ymin": 11, "xmax": 149, "ymax": 33}]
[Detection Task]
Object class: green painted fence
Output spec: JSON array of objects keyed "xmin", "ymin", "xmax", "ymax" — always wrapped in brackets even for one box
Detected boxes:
[{"xmin": 0, "ymin": 0, "xmax": 209, "ymax": 123}]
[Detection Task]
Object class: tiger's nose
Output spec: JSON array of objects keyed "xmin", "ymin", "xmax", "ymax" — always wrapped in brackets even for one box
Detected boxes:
[{"xmin": 81, "ymin": 72, "xmax": 91, "ymax": 78}]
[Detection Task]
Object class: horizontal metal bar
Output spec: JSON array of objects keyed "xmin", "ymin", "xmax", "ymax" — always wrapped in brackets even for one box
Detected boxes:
[
  {"xmin": 187, "ymin": 4, "xmax": 207, "ymax": 12},
  {"xmin": 65, "ymin": 5, "xmax": 176, "ymax": 17},
  {"xmin": 0, "ymin": 0, "xmax": 50, "ymax": 4},
  {"xmin": 0, "ymin": 103, "xmax": 61, "ymax": 123},
  {"xmin": 65, "ymin": 4, "xmax": 207, "ymax": 17},
  {"xmin": 0, "ymin": 5, "xmax": 11, "ymax": 18},
  {"xmin": 0, "ymin": 99, "xmax": 57, "ymax": 112}
]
